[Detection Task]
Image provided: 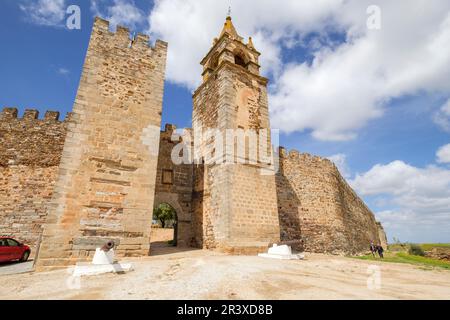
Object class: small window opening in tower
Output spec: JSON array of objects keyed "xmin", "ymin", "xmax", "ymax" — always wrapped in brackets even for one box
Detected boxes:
[{"xmin": 235, "ymin": 54, "xmax": 246, "ymax": 68}]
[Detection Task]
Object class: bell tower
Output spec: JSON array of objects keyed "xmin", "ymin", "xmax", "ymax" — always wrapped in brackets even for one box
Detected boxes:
[{"xmin": 192, "ymin": 15, "xmax": 280, "ymax": 254}]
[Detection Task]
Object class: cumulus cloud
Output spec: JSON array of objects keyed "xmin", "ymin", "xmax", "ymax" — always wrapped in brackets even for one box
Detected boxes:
[
  {"xmin": 433, "ymin": 99, "xmax": 450, "ymax": 132},
  {"xmin": 350, "ymin": 160, "xmax": 450, "ymax": 242},
  {"xmin": 19, "ymin": 0, "xmax": 66, "ymax": 27},
  {"xmin": 351, "ymin": 160, "xmax": 450, "ymax": 199},
  {"xmin": 437, "ymin": 143, "xmax": 450, "ymax": 164},
  {"xmin": 327, "ymin": 153, "xmax": 350, "ymax": 178},
  {"xmin": 375, "ymin": 209, "xmax": 450, "ymax": 243},
  {"xmin": 148, "ymin": 0, "xmax": 342, "ymax": 91},
  {"xmin": 270, "ymin": 1, "xmax": 450, "ymax": 140},
  {"xmin": 147, "ymin": 0, "xmax": 450, "ymax": 141},
  {"xmin": 91, "ymin": 0, "xmax": 145, "ymax": 30},
  {"xmin": 21, "ymin": 1, "xmax": 450, "ymax": 141}
]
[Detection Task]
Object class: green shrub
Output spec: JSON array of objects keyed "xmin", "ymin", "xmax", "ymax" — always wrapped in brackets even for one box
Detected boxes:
[{"xmin": 408, "ymin": 244, "xmax": 425, "ymax": 256}]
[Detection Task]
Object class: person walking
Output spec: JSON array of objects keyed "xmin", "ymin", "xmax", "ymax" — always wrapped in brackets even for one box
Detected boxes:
[
  {"xmin": 370, "ymin": 241, "xmax": 376, "ymax": 257},
  {"xmin": 377, "ymin": 245, "xmax": 384, "ymax": 258}
]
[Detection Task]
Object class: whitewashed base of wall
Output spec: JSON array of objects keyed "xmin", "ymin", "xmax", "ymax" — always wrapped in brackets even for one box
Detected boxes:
[{"xmin": 258, "ymin": 244, "xmax": 305, "ymax": 260}]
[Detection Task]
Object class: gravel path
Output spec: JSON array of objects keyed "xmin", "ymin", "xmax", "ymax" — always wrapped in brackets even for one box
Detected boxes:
[{"xmin": 1, "ymin": 249, "xmax": 449, "ymax": 300}]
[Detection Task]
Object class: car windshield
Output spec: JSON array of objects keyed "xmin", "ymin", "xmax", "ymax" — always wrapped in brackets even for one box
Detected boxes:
[
  {"xmin": 0, "ymin": 239, "xmax": 8, "ymax": 246},
  {"xmin": 6, "ymin": 239, "xmax": 19, "ymax": 246}
]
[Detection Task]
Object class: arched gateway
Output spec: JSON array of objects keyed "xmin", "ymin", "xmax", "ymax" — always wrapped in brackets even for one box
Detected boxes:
[{"xmin": 153, "ymin": 125, "xmax": 194, "ymax": 248}]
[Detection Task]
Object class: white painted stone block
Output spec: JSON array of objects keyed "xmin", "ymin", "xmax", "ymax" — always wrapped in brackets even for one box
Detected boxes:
[
  {"xmin": 268, "ymin": 244, "xmax": 292, "ymax": 255},
  {"xmin": 70, "ymin": 247, "xmax": 134, "ymax": 276},
  {"xmin": 92, "ymin": 248, "xmax": 115, "ymax": 265},
  {"xmin": 258, "ymin": 244, "xmax": 304, "ymax": 260}
]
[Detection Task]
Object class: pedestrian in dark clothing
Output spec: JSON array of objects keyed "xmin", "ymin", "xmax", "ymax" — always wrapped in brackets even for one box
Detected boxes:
[
  {"xmin": 377, "ymin": 245, "xmax": 384, "ymax": 258},
  {"xmin": 370, "ymin": 241, "xmax": 376, "ymax": 257}
]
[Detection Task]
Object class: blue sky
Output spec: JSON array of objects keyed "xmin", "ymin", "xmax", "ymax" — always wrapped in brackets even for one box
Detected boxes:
[{"xmin": 1, "ymin": 0, "xmax": 450, "ymax": 243}]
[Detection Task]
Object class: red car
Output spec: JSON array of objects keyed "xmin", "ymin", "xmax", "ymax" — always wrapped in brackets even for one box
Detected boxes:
[{"xmin": 0, "ymin": 237, "xmax": 31, "ymax": 263}]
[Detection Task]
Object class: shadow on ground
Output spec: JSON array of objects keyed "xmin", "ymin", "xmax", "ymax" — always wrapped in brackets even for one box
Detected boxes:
[{"xmin": 150, "ymin": 241, "xmax": 201, "ymax": 256}]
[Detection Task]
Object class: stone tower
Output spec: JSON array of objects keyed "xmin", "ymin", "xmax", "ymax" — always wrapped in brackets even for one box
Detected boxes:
[
  {"xmin": 192, "ymin": 16, "xmax": 280, "ymax": 254},
  {"xmin": 36, "ymin": 17, "xmax": 167, "ymax": 270}
]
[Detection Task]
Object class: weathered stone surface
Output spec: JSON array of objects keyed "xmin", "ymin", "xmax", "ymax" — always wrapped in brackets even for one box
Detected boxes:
[
  {"xmin": 0, "ymin": 108, "xmax": 68, "ymax": 167},
  {"xmin": 154, "ymin": 124, "xmax": 194, "ymax": 247},
  {"xmin": 377, "ymin": 222, "xmax": 388, "ymax": 249},
  {"xmin": 0, "ymin": 108, "xmax": 70, "ymax": 250},
  {"xmin": 35, "ymin": 17, "xmax": 167, "ymax": 270},
  {"xmin": 276, "ymin": 149, "xmax": 383, "ymax": 254},
  {"xmin": 192, "ymin": 16, "xmax": 280, "ymax": 253}
]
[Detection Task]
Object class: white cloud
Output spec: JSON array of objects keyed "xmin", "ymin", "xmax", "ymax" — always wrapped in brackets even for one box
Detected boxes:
[
  {"xmin": 327, "ymin": 153, "xmax": 350, "ymax": 178},
  {"xmin": 375, "ymin": 209, "xmax": 450, "ymax": 243},
  {"xmin": 437, "ymin": 143, "xmax": 450, "ymax": 163},
  {"xmin": 350, "ymin": 160, "xmax": 450, "ymax": 242},
  {"xmin": 270, "ymin": 1, "xmax": 450, "ymax": 140},
  {"xmin": 19, "ymin": 0, "xmax": 66, "ymax": 27},
  {"xmin": 91, "ymin": 0, "xmax": 145, "ymax": 30},
  {"xmin": 57, "ymin": 67, "xmax": 69, "ymax": 75},
  {"xmin": 148, "ymin": 0, "xmax": 342, "ymax": 91},
  {"xmin": 147, "ymin": 0, "xmax": 450, "ymax": 141},
  {"xmin": 433, "ymin": 99, "xmax": 450, "ymax": 132},
  {"xmin": 351, "ymin": 160, "xmax": 450, "ymax": 199}
]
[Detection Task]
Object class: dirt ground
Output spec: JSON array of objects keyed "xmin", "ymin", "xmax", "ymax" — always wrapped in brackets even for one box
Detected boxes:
[
  {"xmin": 1, "ymin": 247, "xmax": 449, "ymax": 300},
  {"xmin": 0, "ymin": 260, "xmax": 34, "ymax": 276},
  {"xmin": 150, "ymin": 227, "xmax": 174, "ymax": 243}
]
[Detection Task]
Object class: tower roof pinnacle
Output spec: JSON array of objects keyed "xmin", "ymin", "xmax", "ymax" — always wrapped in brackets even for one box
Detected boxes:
[{"xmin": 219, "ymin": 15, "xmax": 242, "ymax": 41}]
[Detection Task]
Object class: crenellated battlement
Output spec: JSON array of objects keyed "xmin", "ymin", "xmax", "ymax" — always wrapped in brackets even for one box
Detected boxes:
[
  {"xmin": 163, "ymin": 123, "xmax": 177, "ymax": 133},
  {"xmin": 160, "ymin": 123, "xmax": 178, "ymax": 142},
  {"xmin": 0, "ymin": 107, "xmax": 69, "ymax": 167},
  {"xmin": 0, "ymin": 107, "xmax": 71, "ymax": 123},
  {"xmin": 91, "ymin": 17, "xmax": 168, "ymax": 55},
  {"xmin": 1, "ymin": 107, "xmax": 18, "ymax": 118},
  {"xmin": 278, "ymin": 146, "xmax": 334, "ymax": 167},
  {"xmin": 160, "ymin": 124, "xmax": 194, "ymax": 145}
]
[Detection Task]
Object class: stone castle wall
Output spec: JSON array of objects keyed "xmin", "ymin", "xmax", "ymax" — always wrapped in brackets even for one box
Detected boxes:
[
  {"xmin": 36, "ymin": 17, "xmax": 168, "ymax": 270},
  {"xmin": 154, "ymin": 124, "xmax": 194, "ymax": 247},
  {"xmin": 0, "ymin": 106, "xmax": 386, "ymax": 257},
  {"xmin": 276, "ymin": 148, "xmax": 381, "ymax": 254},
  {"xmin": 0, "ymin": 16, "xmax": 387, "ymax": 265},
  {"xmin": 0, "ymin": 110, "xmax": 197, "ymax": 254},
  {"xmin": 0, "ymin": 108, "xmax": 70, "ymax": 250},
  {"xmin": 377, "ymin": 222, "xmax": 388, "ymax": 249}
]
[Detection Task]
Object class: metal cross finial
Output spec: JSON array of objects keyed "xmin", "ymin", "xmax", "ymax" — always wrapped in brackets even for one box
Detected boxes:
[{"xmin": 227, "ymin": 5, "xmax": 231, "ymax": 17}]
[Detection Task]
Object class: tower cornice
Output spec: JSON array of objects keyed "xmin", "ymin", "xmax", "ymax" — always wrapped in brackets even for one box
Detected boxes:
[{"xmin": 193, "ymin": 60, "xmax": 268, "ymax": 98}]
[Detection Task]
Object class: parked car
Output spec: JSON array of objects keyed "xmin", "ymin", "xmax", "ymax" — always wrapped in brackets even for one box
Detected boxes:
[{"xmin": 0, "ymin": 237, "xmax": 31, "ymax": 263}]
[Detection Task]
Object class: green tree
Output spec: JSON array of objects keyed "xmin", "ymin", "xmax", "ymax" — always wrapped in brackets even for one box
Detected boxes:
[{"xmin": 153, "ymin": 203, "xmax": 175, "ymax": 228}]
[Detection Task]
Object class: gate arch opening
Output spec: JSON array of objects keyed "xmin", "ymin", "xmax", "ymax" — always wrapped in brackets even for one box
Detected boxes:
[{"xmin": 151, "ymin": 202, "xmax": 178, "ymax": 248}]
